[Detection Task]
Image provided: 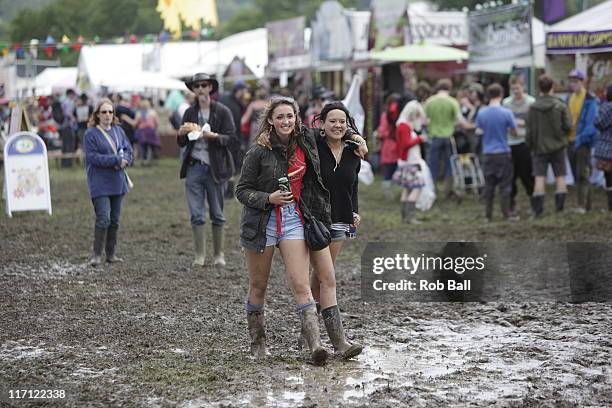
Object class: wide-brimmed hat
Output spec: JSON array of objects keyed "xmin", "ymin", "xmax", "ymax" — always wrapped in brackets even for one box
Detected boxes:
[{"xmin": 185, "ymin": 73, "xmax": 219, "ymax": 93}]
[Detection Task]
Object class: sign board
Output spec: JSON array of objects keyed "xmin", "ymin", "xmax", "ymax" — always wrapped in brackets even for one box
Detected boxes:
[
  {"xmin": 345, "ymin": 10, "xmax": 371, "ymax": 60},
  {"xmin": 311, "ymin": 1, "xmax": 353, "ymax": 62},
  {"xmin": 370, "ymin": 0, "xmax": 408, "ymax": 51},
  {"xmin": 406, "ymin": 10, "xmax": 468, "ymax": 46},
  {"xmin": 546, "ymin": 30, "xmax": 612, "ymax": 54},
  {"xmin": 468, "ymin": 3, "xmax": 531, "ymax": 64},
  {"xmin": 3, "ymin": 131, "xmax": 52, "ymax": 217}
]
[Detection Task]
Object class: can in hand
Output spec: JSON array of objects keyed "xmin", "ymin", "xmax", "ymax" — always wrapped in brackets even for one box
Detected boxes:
[
  {"xmin": 346, "ymin": 224, "xmax": 357, "ymax": 239},
  {"xmin": 278, "ymin": 177, "xmax": 290, "ymax": 193}
]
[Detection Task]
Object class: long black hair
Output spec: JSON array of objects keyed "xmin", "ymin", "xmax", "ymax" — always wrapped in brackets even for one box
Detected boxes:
[{"xmin": 313, "ymin": 101, "xmax": 359, "ymax": 140}]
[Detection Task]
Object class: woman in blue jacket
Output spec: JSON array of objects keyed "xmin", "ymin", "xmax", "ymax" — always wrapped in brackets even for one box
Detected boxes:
[{"xmin": 84, "ymin": 98, "xmax": 133, "ymax": 266}]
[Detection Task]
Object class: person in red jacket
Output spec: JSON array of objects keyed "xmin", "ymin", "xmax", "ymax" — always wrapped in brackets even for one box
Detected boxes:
[
  {"xmin": 393, "ymin": 100, "xmax": 427, "ymax": 223},
  {"xmin": 377, "ymin": 93, "xmax": 401, "ymax": 198}
]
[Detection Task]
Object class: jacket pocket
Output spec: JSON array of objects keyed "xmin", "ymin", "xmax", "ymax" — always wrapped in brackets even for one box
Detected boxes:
[{"xmin": 240, "ymin": 206, "xmax": 264, "ymax": 240}]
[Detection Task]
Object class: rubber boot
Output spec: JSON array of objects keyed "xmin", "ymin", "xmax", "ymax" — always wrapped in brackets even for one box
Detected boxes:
[
  {"xmin": 297, "ymin": 303, "xmax": 321, "ymax": 350},
  {"xmin": 382, "ymin": 180, "xmax": 393, "ymax": 199},
  {"xmin": 531, "ymin": 195, "xmax": 544, "ymax": 218},
  {"xmin": 607, "ymin": 190, "xmax": 612, "ymax": 211},
  {"xmin": 484, "ymin": 195, "xmax": 494, "ymax": 221},
  {"xmin": 321, "ymin": 305, "xmax": 363, "ymax": 360},
  {"xmin": 576, "ymin": 182, "xmax": 590, "ymax": 213},
  {"xmin": 192, "ymin": 225, "xmax": 206, "ymax": 266},
  {"xmin": 90, "ymin": 227, "xmax": 107, "ymax": 266},
  {"xmin": 299, "ymin": 307, "xmax": 328, "ymax": 366},
  {"xmin": 212, "ymin": 224, "xmax": 226, "ymax": 267},
  {"xmin": 247, "ymin": 312, "xmax": 268, "ymax": 359},
  {"xmin": 501, "ymin": 194, "xmax": 513, "ymax": 219},
  {"xmin": 105, "ymin": 225, "xmax": 123, "ymax": 263},
  {"xmin": 555, "ymin": 192, "xmax": 566, "ymax": 213},
  {"xmin": 403, "ymin": 201, "xmax": 420, "ymax": 224}
]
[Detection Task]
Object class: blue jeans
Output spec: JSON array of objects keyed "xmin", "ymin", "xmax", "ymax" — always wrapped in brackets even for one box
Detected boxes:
[
  {"xmin": 92, "ymin": 195, "xmax": 124, "ymax": 229},
  {"xmin": 427, "ymin": 137, "xmax": 453, "ymax": 180},
  {"xmin": 185, "ymin": 161, "xmax": 226, "ymax": 226}
]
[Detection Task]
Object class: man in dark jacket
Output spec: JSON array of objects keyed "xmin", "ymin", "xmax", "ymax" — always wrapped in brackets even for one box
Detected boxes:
[
  {"xmin": 177, "ymin": 73, "xmax": 236, "ymax": 267},
  {"xmin": 219, "ymin": 80, "xmax": 249, "ymax": 197},
  {"xmin": 526, "ymin": 75, "xmax": 571, "ymax": 217}
]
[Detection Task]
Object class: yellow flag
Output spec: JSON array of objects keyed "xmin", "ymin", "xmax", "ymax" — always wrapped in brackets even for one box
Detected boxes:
[{"xmin": 157, "ymin": 0, "xmax": 218, "ymax": 39}]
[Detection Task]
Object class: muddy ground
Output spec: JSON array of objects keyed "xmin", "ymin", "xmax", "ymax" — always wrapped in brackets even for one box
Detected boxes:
[{"xmin": 1, "ymin": 160, "xmax": 611, "ymax": 407}]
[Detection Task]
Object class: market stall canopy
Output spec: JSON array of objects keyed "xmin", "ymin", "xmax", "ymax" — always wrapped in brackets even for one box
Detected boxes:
[
  {"xmin": 102, "ymin": 71, "xmax": 186, "ymax": 91},
  {"xmin": 33, "ymin": 67, "xmax": 78, "ymax": 95},
  {"xmin": 369, "ymin": 42, "xmax": 468, "ymax": 62},
  {"xmin": 546, "ymin": 0, "xmax": 612, "ymax": 54}
]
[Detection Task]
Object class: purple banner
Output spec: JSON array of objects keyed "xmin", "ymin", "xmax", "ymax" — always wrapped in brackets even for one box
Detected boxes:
[{"xmin": 543, "ymin": 0, "xmax": 565, "ymax": 24}]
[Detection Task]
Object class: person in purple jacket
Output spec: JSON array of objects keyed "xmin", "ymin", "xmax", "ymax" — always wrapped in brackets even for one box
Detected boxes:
[{"xmin": 84, "ymin": 98, "xmax": 133, "ymax": 266}]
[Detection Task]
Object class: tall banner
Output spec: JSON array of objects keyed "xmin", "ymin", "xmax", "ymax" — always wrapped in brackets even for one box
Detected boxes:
[
  {"xmin": 468, "ymin": 3, "xmax": 531, "ymax": 64},
  {"xmin": 311, "ymin": 1, "xmax": 353, "ymax": 62},
  {"xmin": 369, "ymin": 0, "xmax": 408, "ymax": 51},
  {"xmin": 4, "ymin": 131, "xmax": 52, "ymax": 217},
  {"xmin": 345, "ymin": 10, "xmax": 371, "ymax": 61},
  {"xmin": 266, "ymin": 16, "xmax": 309, "ymax": 72}
]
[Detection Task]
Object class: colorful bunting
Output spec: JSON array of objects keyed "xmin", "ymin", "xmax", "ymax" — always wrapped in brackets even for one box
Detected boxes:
[{"xmin": 0, "ymin": 28, "xmax": 215, "ymax": 60}]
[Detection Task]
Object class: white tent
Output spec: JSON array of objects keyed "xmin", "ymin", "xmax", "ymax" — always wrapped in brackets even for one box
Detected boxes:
[
  {"xmin": 12, "ymin": 67, "xmax": 77, "ymax": 96},
  {"xmin": 77, "ymin": 28, "xmax": 268, "ymax": 92},
  {"xmin": 34, "ymin": 67, "xmax": 78, "ymax": 95},
  {"xmin": 546, "ymin": 0, "xmax": 612, "ymax": 54}
]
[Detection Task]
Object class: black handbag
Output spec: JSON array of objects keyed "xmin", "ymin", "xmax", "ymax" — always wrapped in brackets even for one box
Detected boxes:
[{"xmin": 300, "ymin": 203, "xmax": 331, "ymax": 251}]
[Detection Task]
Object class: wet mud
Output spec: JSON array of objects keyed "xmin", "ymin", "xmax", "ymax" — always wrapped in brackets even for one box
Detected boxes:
[{"xmin": 1, "ymin": 162, "xmax": 611, "ymax": 407}]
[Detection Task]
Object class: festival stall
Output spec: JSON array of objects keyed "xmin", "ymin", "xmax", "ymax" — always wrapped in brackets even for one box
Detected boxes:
[{"xmin": 545, "ymin": 0, "xmax": 612, "ymax": 98}]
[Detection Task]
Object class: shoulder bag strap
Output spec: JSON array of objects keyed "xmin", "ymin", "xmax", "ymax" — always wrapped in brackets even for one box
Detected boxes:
[{"xmin": 96, "ymin": 125, "xmax": 133, "ymax": 189}]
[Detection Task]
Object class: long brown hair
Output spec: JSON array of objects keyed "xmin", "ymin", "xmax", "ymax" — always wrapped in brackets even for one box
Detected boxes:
[
  {"xmin": 255, "ymin": 96, "xmax": 303, "ymax": 160},
  {"xmin": 87, "ymin": 97, "xmax": 120, "ymax": 128}
]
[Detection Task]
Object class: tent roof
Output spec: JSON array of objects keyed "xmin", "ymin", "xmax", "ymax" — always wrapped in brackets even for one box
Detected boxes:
[
  {"xmin": 78, "ymin": 28, "xmax": 268, "ymax": 91},
  {"xmin": 548, "ymin": 0, "xmax": 612, "ymax": 32},
  {"xmin": 33, "ymin": 67, "xmax": 78, "ymax": 95}
]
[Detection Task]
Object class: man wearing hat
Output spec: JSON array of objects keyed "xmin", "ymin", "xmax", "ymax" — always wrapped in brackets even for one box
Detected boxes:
[
  {"xmin": 177, "ymin": 73, "xmax": 237, "ymax": 267},
  {"xmin": 566, "ymin": 68, "xmax": 599, "ymax": 213}
]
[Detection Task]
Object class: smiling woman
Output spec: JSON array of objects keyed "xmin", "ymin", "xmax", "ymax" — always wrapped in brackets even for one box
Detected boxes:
[{"xmin": 235, "ymin": 96, "xmax": 331, "ymax": 365}]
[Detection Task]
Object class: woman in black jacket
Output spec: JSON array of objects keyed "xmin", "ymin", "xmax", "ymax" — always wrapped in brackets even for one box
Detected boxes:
[
  {"xmin": 308, "ymin": 102, "xmax": 363, "ymax": 360},
  {"xmin": 235, "ymin": 96, "xmax": 329, "ymax": 365}
]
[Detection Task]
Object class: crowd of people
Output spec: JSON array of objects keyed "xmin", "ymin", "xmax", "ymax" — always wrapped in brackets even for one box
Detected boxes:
[
  {"xmin": 376, "ymin": 71, "xmax": 612, "ymax": 222},
  {"xmin": 7, "ymin": 68, "xmax": 612, "ymax": 365}
]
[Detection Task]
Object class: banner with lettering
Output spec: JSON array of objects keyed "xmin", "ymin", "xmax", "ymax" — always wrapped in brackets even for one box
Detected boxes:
[
  {"xmin": 546, "ymin": 30, "xmax": 612, "ymax": 54},
  {"xmin": 468, "ymin": 3, "xmax": 531, "ymax": 64},
  {"xmin": 406, "ymin": 10, "xmax": 468, "ymax": 46}
]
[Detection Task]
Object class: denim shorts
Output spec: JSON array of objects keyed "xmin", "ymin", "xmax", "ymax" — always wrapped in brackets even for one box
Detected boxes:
[
  {"xmin": 265, "ymin": 203, "xmax": 305, "ymax": 247},
  {"xmin": 330, "ymin": 224, "xmax": 348, "ymax": 242}
]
